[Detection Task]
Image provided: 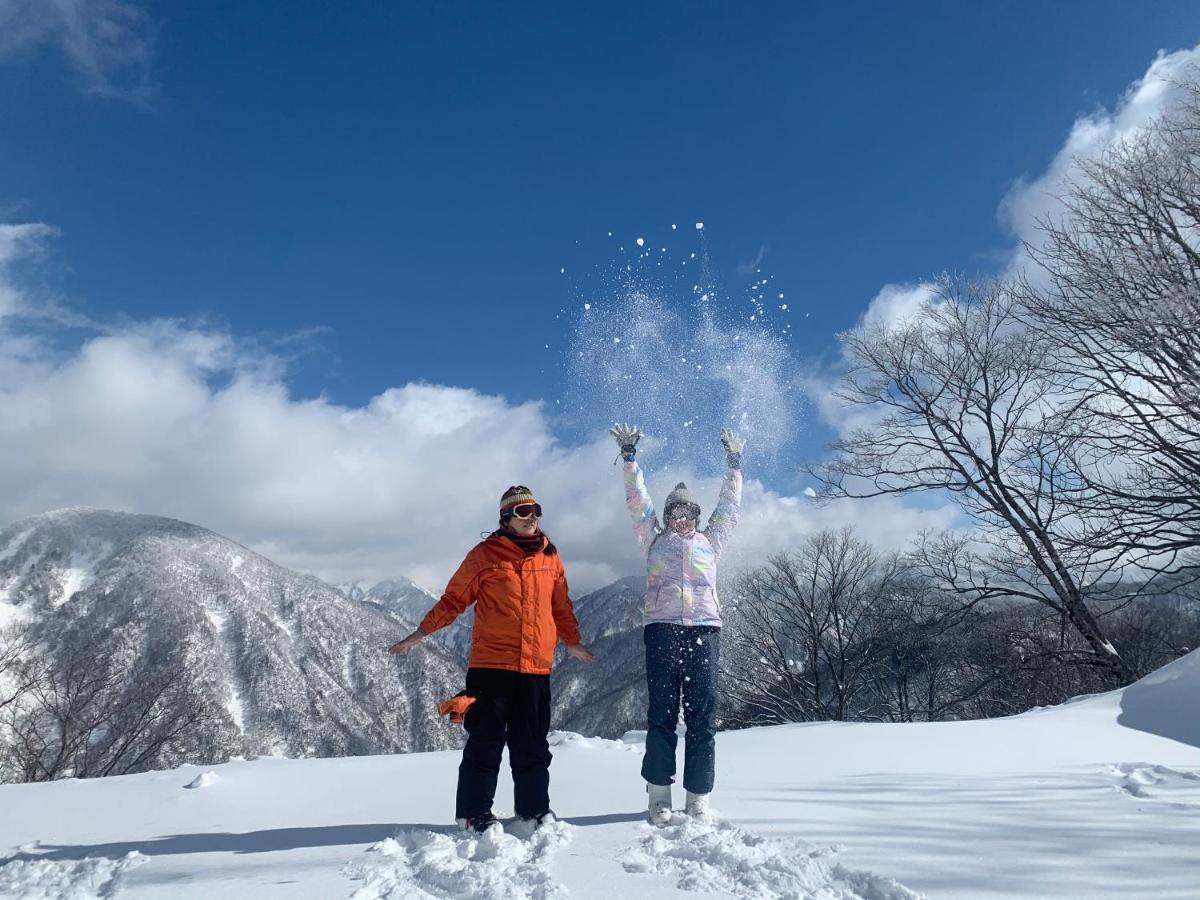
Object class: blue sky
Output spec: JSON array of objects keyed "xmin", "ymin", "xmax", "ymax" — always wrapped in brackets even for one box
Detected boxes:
[
  {"xmin": 1, "ymin": 2, "xmax": 1199, "ymax": 587},
  {"xmin": 4, "ymin": 2, "xmax": 1197, "ymax": 402}
]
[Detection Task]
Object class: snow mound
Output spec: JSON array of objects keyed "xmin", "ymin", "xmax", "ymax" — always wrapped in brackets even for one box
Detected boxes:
[
  {"xmin": 546, "ymin": 731, "xmax": 639, "ymax": 752},
  {"xmin": 619, "ymin": 818, "xmax": 924, "ymax": 900},
  {"xmin": 346, "ymin": 820, "xmax": 573, "ymax": 900},
  {"xmin": 0, "ymin": 851, "xmax": 146, "ymax": 900},
  {"xmin": 183, "ymin": 771, "xmax": 220, "ymax": 789},
  {"xmin": 1117, "ymin": 646, "xmax": 1200, "ymax": 748}
]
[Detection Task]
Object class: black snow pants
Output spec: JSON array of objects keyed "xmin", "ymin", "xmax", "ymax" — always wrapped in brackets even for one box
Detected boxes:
[{"xmin": 455, "ymin": 667, "xmax": 553, "ymax": 820}]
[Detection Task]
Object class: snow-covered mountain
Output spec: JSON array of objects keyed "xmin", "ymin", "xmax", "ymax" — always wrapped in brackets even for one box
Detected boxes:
[
  {"xmin": 0, "ymin": 508, "xmax": 466, "ymax": 774},
  {"xmin": 552, "ymin": 576, "xmax": 647, "ymax": 739},
  {"xmin": 2, "ymin": 647, "xmax": 1197, "ymax": 898},
  {"xmin": 351, "ymin": 576, "xmax": 474, "ymax": 659}
]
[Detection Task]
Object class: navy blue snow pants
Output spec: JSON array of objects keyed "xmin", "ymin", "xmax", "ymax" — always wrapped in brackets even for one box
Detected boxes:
[{"xmin": 641, "ymin": 623, "xmax": 720, "ymax": 794}]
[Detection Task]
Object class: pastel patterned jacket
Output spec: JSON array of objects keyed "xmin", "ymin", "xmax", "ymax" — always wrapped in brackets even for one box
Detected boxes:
[{"xmin": 622, "ymin": 460, "xmax": 742, "ymax": 627}]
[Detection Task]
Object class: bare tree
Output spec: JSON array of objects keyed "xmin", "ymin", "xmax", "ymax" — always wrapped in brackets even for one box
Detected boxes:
[
  {"xmin": 722, "ymin": 528, "xmax": 903, "ymax": 725},
  {"xmin": 1020, "ymin": 77, "xmax": 1200, "ymax": 566},
  {"xmin": 862, "ymin": 582, "xmax": 1001, "ymax": 722},
  {"xmin": 2, "ymin": 623, "xmax": 220, "ymax": 782},
  {"xmin": 0, "ymin": 623, "xmax": 41, "ymax": 717},
  {"xmin": 808, "ymin": 277, "xmax": 1137, "ymax": 682}
]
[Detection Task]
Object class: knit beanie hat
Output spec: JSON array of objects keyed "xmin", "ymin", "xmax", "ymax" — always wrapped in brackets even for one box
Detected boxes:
[
  {"xmin": 500, "ymin": 484, "xmax": 539, "ymax": 517},
  {"xmin": 663, "ymin": 482, "xmax": 700, "ymax": 520}
]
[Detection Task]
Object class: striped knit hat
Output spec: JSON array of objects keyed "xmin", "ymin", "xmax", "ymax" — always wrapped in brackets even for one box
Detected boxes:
[{"xmin": 500, "ymin": 484, "xmax": 539, "ymax": 516}]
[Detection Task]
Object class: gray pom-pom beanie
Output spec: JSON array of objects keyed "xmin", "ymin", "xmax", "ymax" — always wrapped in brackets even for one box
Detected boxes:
[{"xmin": 663, "ymin": 482, "xmax": 701, "ymax": 520}]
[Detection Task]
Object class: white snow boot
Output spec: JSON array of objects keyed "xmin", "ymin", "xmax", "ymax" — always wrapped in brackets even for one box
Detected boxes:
[
  {"xmin": 647, "ymin": 782, "xmax": 673, "ymax": 826},
  {"xmin": 685, "ymin": 790, "xmax": 713, "ymax": 824}
]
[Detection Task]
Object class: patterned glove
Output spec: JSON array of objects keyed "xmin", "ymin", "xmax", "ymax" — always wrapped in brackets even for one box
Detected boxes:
[
  {"xmin": 720, "ymin": 428, "xmax": 745, "ymax": 469},
  {"xmin": 609, "ymin": 423, "xmax": 643, "ymax": 462}
]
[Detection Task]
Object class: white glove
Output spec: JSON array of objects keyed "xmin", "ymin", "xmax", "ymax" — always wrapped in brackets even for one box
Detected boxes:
[
  {"xmin": 610, "ymin": 423, "xmax": 643, "ymax": 461},
  {"xmin": 720, "ymin": 428, "xmax": 745, "ymax": 468}
]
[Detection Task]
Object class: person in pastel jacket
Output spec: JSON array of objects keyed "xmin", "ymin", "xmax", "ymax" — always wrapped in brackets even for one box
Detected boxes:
[{"xmin": 610, "ymin": 424, "xmax": 743, "ymax": 825}]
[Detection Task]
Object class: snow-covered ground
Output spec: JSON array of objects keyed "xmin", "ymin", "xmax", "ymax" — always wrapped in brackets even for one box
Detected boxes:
[{"xmin": 1, "ymin": 651, "xmax": 1198, "ymax": 899}]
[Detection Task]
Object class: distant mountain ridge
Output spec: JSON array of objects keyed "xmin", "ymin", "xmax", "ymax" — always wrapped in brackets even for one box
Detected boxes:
[
  {"xmin": 0, "ymin": 508, "xmax": 466, "ymax": 778},
  {"xmin": 345, "ymin": 576, "xmax": 474, "ymax": 659}
]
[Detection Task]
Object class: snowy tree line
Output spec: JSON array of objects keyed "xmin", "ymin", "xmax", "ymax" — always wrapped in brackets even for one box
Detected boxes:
[
  {"xmin": 723, "ymin": 76, "xmax": 1200, "ymax": 725},
  {"xmin": 719, "ymin": 528, "xmax": 1200, "ymax": 727}
]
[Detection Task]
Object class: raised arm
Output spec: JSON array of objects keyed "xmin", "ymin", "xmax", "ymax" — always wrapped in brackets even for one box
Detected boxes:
[
  {"xmin": 705, "ymin": 429, "xmax": 744, "ymax": 558},
  {"xmin": 611, "ymin": 422, "xmax": 661, "ymax": 555}
]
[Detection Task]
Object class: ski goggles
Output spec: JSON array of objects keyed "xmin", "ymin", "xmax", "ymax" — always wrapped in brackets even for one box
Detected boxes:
[
  {"xmin": 666, "ymin": 505, "xmax": 699, "ymax": 522},
  {"xmin": 510, "ymin": 503, "xmax": 543, "ymax": 520}
]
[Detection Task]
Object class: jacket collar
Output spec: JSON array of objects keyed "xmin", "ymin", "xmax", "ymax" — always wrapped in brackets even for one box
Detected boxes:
[{"xmin": 487, "ymin": 531, "xmax": 548, "ymax": 557}]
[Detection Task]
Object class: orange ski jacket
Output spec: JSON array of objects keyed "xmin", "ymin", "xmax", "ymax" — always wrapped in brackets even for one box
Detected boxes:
[{"xmin": 419, "ymin": 532, "xmax": 582, "ymax": 675}]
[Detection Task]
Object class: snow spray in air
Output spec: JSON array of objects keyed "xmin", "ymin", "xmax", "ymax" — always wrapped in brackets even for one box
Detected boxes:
[{"xmin": 563, "ymin": 225, "xmax": 804, "ymax": 474}]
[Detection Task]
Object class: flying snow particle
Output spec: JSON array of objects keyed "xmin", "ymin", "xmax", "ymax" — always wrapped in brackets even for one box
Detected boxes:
[
  {"xmin": 803, "ymin": 487, "xmax": 817, "ymax": 498},
  {"xmin": 584, "ymin": 303, "xmax": 591, "ymax": 310},
  {"xmin": 781, "ymin": 304, "xmax": 788, "ymax": 311},
  {"xmin": 695, "ymin": 222, "xmax": 704, "ymax": 230},
  {"xmin": 671, "ymin": 223, "xmax": 678, "ymax": 230},
  {"xmin": 636, "ymin": 237, "xmax": 645, "ymax": 247},
  {"xmin": 613, "ymin": 337, "xmax": 621, "ymax": 343}
]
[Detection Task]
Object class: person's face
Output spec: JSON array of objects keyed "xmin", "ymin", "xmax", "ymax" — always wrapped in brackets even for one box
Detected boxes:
[
  {"xmin": 667, "ymin": 511, "xmax": 697, "ymax": 536},
  {"xmin": 508, "ymin": 503, "xmax": 541, "ymax": 536}
]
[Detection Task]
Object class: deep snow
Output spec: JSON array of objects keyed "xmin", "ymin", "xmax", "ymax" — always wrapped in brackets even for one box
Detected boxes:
[{"xmin": 1, "ymin": 651, "xmax": 1198, "ymax": 899}]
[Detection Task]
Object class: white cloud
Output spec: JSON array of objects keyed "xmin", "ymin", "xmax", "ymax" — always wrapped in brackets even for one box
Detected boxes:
[
  {"xmin": 800, "ymin": 280, "xmax": 945, "ymax": 438},
  {"xmin": 810, "ymin": 45, "xmax": 1200, "ymax": 434},
  {"xmin": 858, "ymin": 281, "xmax": 940, "ymax": 333},
  {"xmin": 1000, "ymin": 45, "xmax": 1200, "ymax": 275},
  {"xmin": 0, "ymin": 226, "xmax": 962, "ymax": 595},
  {"xmin": 0, "ymin": 0, "xmax": 156, "ymax": 104},
  {"xmin": 0, "ymin": 222, "xmax": 57, "ymax": 319}
]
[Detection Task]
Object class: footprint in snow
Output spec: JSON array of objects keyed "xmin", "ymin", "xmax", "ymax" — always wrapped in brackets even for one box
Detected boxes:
[
  {"xmin": 0, "ymin": 851, "xmax": 147, "ymax": 900},
  {"xmin": 1107, "ymin": 762, "xmax": 1200, "ymax": 809},
  {"xmin": 619, "ymin": 816, "xmax": 924, "ymax": 900},
  {"xmin": 346, "ymin": 819, "xmax": 573, "ymax": 900}
]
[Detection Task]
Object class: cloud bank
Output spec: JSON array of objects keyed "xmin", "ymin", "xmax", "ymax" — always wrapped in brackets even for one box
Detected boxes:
[
  {"xmin": 0, "ymin": 228, "xmax": 956, "ymax": 594},
  {"xmin": 1001, "ymin": 45, "xmax": 1200, "ymax": 275}
]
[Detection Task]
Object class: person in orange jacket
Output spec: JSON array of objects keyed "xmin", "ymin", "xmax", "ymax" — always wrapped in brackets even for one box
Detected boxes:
[{"xmin": 389, "ymin": 485, "xmax": 594, "ymax": 834}]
